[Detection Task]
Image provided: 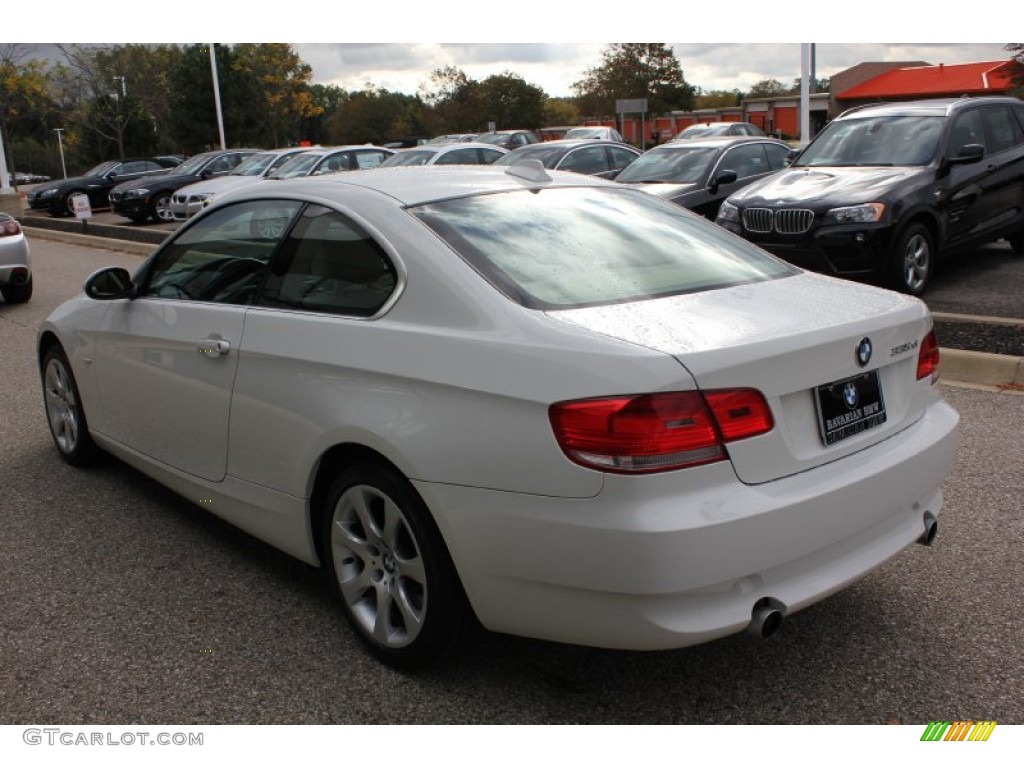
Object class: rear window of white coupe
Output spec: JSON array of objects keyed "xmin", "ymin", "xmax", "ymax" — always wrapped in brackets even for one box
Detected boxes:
[{"xmin": 412, "ymin": 187, "xmax": 796, "ymax": 310}]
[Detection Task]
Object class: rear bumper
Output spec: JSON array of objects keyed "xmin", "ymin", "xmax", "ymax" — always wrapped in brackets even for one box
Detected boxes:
[{"xmin": 416, "ymin": 399, "xmax": 959, "ymax": 650}]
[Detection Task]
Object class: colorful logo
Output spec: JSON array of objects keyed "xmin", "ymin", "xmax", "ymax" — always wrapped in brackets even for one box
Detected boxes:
[{"xmin": 920, "ymin": 721, "xmax": 997, "ymax": 742}]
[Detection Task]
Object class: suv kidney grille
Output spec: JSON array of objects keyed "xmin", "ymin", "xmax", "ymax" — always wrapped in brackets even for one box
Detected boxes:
[{"xmin": 743, "ymin": 208, "xmax": 815, "ymax": 235}]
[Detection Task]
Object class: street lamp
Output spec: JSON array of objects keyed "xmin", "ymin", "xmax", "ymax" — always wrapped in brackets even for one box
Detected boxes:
[{"xmin": 54, "ymin": 128, "xmax": 67, "ymax": 179}]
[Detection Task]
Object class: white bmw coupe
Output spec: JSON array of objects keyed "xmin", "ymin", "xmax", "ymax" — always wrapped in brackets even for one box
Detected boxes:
[{"xmin": 38, "ymin": 163, "xmax": 959, "ymax": 669}]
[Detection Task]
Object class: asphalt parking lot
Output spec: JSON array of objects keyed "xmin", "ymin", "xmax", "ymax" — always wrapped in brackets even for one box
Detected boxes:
[{"xmin": 1, "ymin": 239, "xmax": 1022, "ymax": 725}]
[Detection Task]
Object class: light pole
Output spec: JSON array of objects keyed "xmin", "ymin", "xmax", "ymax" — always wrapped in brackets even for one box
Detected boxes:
[{"xmin": 54, "ymin": 128, "xmax": 67, "ymax": 179}]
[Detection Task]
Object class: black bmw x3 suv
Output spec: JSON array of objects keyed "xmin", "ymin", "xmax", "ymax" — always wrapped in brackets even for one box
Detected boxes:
[{"xmin": 716, "ymin": 97, "xmax": 1024, "ymax": 295}]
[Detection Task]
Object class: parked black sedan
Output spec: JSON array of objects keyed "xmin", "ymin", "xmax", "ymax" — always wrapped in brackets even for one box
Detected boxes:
[
  {"xmin": 25, "ymin": 157, "xmax": 178, "ymax": 217},
  {"xmin": 109, "ymin": 149, "xmax": 259, "ymax": 223},
  {"xmin": 616, "ymin": 136, "xmax": 792, "ymax": 219}
]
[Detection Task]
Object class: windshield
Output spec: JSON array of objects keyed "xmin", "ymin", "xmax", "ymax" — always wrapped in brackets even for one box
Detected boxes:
[
  {"xmin": 172, "ymin": 153, "xmax": 217, "ymax": 176},
  {"xmin": 794, "ymin": 115, "xmax": 943, "ymax": 167},
  {"xmin": 492, "ymin": 145, "xmax": 566, "ymax": 168},
  {"xmin": 268, "ymin": 154, "xmax": 322, "ymax": 179},
  {"xmin": 411, "ymin": 187, "xmax": 794, "ymax": 310},
  {"xmin": 565, "ymin": 128, "xmax": 602, "ymax": 139},
  {"xmin": 381, "ymin": 150, "xmax": 436, "ymax": 167},
  {"xmin": 616, "ymin": 146, "xmax": 715, "ymax": 183},
  {"xmin": 230, "ymin": 153, "xmax": 280, "ymax": 176},
  {"xmin": 678, "ymin": 125, "xmax": 720, "ymax": 138},
  {"xmin": 85, "ymin": 161, "xmax": 119, "ymax": 177}
]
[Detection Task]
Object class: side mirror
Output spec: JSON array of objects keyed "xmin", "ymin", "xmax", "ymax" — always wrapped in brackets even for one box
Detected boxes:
[
  {"xmin": 948, "ymin": 143, "xmax": 984, "ymax": 166},
  {"xmin": 709, "ymin": 169, "xmax": 738, "ymax": 194},
  {"xmin": 85, "ymin": 267, "xmax": 134, "ymax": 300}
]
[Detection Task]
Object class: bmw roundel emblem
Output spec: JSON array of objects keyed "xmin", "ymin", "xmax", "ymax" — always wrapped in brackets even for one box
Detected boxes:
[
  {"xmin": 843, "ymin": 381, "xmax": 859, "ymax": 409},
  {"xmin": 856, "ymin": 337, "xmax": 873, "ymax": 367}
]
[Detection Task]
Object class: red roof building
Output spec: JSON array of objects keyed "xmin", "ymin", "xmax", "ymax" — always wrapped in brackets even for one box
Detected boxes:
[{"xmin": 835, "ymin": 60, "xmax": 1017, "ymax": 101}]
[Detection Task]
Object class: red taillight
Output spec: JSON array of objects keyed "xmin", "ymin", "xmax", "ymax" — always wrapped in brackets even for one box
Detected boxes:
[
  {"xmin": 549, "ymin": 389, "xmax": 773, "ymax": 474},
  {"xmin": 917, "ymin": 330, "xmax": 940, "ymax": 383},
  {"xmin": 0, "ymin": 219, "xmax": 21, "ymax": 237}
]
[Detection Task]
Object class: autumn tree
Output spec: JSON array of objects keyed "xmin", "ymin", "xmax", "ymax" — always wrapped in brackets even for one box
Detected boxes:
[
  {"xmin": 572, "ymin": 44, "xmax": 695, "ymax": 117},
  {"xmin": 301, "ymin": 83, "xmax": 349, "ymax": 145},
  {"xmin": 0, "ymin": 45, "xmax": 63, "ymax": 177}
]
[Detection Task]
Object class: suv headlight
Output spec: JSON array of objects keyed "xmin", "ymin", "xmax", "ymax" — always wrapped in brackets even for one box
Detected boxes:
[
  {"xmin": 823, "ymin": 203, "xmax": 885, "ymax": 225},
  {"xmin": 717, "ymin": 200, "xmax": 739, "ymax": 223},
  {"xmin": 123, "ymin": 188, "xmax": 150, "ymax": 198}
]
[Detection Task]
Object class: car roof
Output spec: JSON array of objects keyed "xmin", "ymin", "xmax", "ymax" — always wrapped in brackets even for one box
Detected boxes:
[
  {"xmin": 510, "ymin": 139, "xmax": 633, "ymax": 150},
  {"xmin": 228, "ymin": 164, "xmax": 619, "ymax": 208},
  {"xmin": 836, "ymin": 96, "xmax": 1023, "ymax": 120},
  {"xmin": 662, "ymin": 136, "xmax": 788, "ymax": 149},
  {"xmin": 289, "ymin": 145, "xmax": 390, "ymax": 157}
]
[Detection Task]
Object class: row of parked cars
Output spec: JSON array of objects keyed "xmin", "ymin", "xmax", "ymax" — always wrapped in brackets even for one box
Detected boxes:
[{"xmin": 34, "ymin": 99, "xmax": 975, "ymax": 672}]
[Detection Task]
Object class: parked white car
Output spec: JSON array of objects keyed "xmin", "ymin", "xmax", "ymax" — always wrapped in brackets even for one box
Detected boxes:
[
  {"xmin": 563, "ymin": 126, "xmax": 625, "ymax": 142},
  {"xmin": 0, "ymin": 212, "xmax": 32, "ymax": 303},
  {"xmin": 170, "ymin": 147, "xmax": 315, "ymax": 221},
  {"xmin": 380, "ymin": 142, "xmax": 507, "ymax": 167},
  {"xmin": 39, "ymin": 164, "xmax": 959, "ymax": 669}
]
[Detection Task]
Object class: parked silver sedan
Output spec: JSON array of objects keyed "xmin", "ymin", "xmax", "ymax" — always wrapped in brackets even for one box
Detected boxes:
[
  {"xmin": 38, "ymin": 164, "xmax": 958, "ymax": 669},
  {"xmin": 0, "ymin": 212, "xmax": 31, "ymax": 303}
]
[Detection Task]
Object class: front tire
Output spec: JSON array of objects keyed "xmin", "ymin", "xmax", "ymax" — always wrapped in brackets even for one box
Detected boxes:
[
  {"xmin": 888, "ymin": 223, "xmax": 933, "ymax": 296},
  {"xmin": 150, "ymin": 192, "xmax": 174, "ymax": 223},
  {"xmin": 322, "ymin": 463, "xmax": 472, "ymax": 670},
  {"xmin": 42, "ymin": 345, "xmax": 100, "ymax": 466}
]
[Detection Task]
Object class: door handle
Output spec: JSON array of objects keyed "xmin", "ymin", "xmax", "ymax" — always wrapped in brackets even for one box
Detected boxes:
[{"xmin": 198, "ymin": 338, "xmax": 230, "ymax": 357}]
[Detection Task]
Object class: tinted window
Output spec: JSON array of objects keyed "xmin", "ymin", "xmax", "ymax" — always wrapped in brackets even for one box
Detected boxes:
[
  {"xmin": 608, "ymin": 146, "xmax": 639, "ymax": 171},
  {"xmin": 948, "ymin": 110, "xmax": 985, "ymax": 155},
  {"xmin": 412, "ymin": 187, "xmax": 794, "ymax": 310},
  {"xmin": 982, "ymin": 106, "xmax": 1020, "ymax": 153},
  {"xmin": 142, "ymin": 200, "xmax": 302, "ymax": 304},
  {"xmin": 258, "ymin": 205, "xmax": 397, "ymax": 317},
  {"xmin": 718, "ymin": 144, "xmax": 769, "ymax": 179},
  {"xmin": 763, "ymin": 143, "xmax": 791, "ymax": 170},
  {"xmin": 558, "ymin": 146, "xmax": 609, "ymax": 175},
  {"xmin": 435, "ymin": 148, "xmax": 480, "ymax": 165}
]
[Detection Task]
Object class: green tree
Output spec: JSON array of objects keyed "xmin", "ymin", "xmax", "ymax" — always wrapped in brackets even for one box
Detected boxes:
[
  {"xmin": 476, "ymin": 72, "xmax": 546, "ymax": 130},
  {"xmin": 1006, "ymin": 44, "xmax": 1024, "ymax": 97},
  {"xmin": 746, "ymin": 78, "xmax": 791, "ymax": 98},
  {"xmin": 694, "ymin": 89, "xmax": 742, "ymax": 109},
  {"xmin": 301, "ymin": 83, "xmax": 349, "ymax": 145},
  {"xmin": 233, "ymin": 44, "xmax": 322, "ymax": 147},
  {"xmin": 0, "ymin": 45, "xmax": 63, "ymax": 177},
  {"xmin": 418, "ymin": 66, "xmax": 478, "ymax": 134},
  {"xmin": 542, "ymin": 97, "xmax": 581, "ymax": 127},
  {"xmin": 572, "ymin": 44, "xmax": 695, "ymax": 117},
  {"xmin": 328, "ymin": 85, "xmax": 423, "ymax": 145}
]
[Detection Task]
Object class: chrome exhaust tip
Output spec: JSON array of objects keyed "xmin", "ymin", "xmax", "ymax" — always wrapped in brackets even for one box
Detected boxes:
[
  {"xmin": 747, "ymin": 597, "xmax": 786, "ymax": 639},
  {"xmin": 919, "ymin": 511, "xmax": 938, "ymax": 547}
]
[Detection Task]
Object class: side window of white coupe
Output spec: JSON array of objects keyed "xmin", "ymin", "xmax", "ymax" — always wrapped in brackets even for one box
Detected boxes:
[
  {"xmin": 258, "ymin": 205, "xmax": 398, "ymax": 317},
  {"xmin": 141, "ymin": 199, "xmax": 303, "ymax": 304}
]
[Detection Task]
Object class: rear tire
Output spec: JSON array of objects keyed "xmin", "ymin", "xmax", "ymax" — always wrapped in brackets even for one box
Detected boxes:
[
  {"xmin": 888, "ymin": 223, "xmax": 933, "ymax": 296},
  {"xmin": 0, "ymin": 275, "xmax": 32, "ymax": 304},
  {"xmin": 41, "ymin": 345, "xmax": 100, "ymax": 466},
  {"xmin": 322, "ymin": 462, "xmax": 473, "ymax": 670}
]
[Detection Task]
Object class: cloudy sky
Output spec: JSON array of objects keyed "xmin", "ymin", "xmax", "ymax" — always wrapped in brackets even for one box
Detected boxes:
[{"xmin": 12, "ymin": 2, "xmax": 1019, "ymax": 98}]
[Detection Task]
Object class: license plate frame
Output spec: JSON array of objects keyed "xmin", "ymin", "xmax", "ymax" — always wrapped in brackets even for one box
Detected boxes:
[{"xmin": 814, "ymin": 371, "xmax": 887, "ymax": 446}]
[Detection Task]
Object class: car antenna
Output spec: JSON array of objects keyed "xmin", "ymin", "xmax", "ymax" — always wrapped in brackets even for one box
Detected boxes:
[{"xmin": 505, "ymin": 159, "xmax": 551, "ymax": 184}]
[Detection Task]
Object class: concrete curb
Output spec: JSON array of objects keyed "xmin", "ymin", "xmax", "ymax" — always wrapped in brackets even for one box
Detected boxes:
[{"xmin": 24, "ymin": 227, "xmax": 1024, "ymax": 392}]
